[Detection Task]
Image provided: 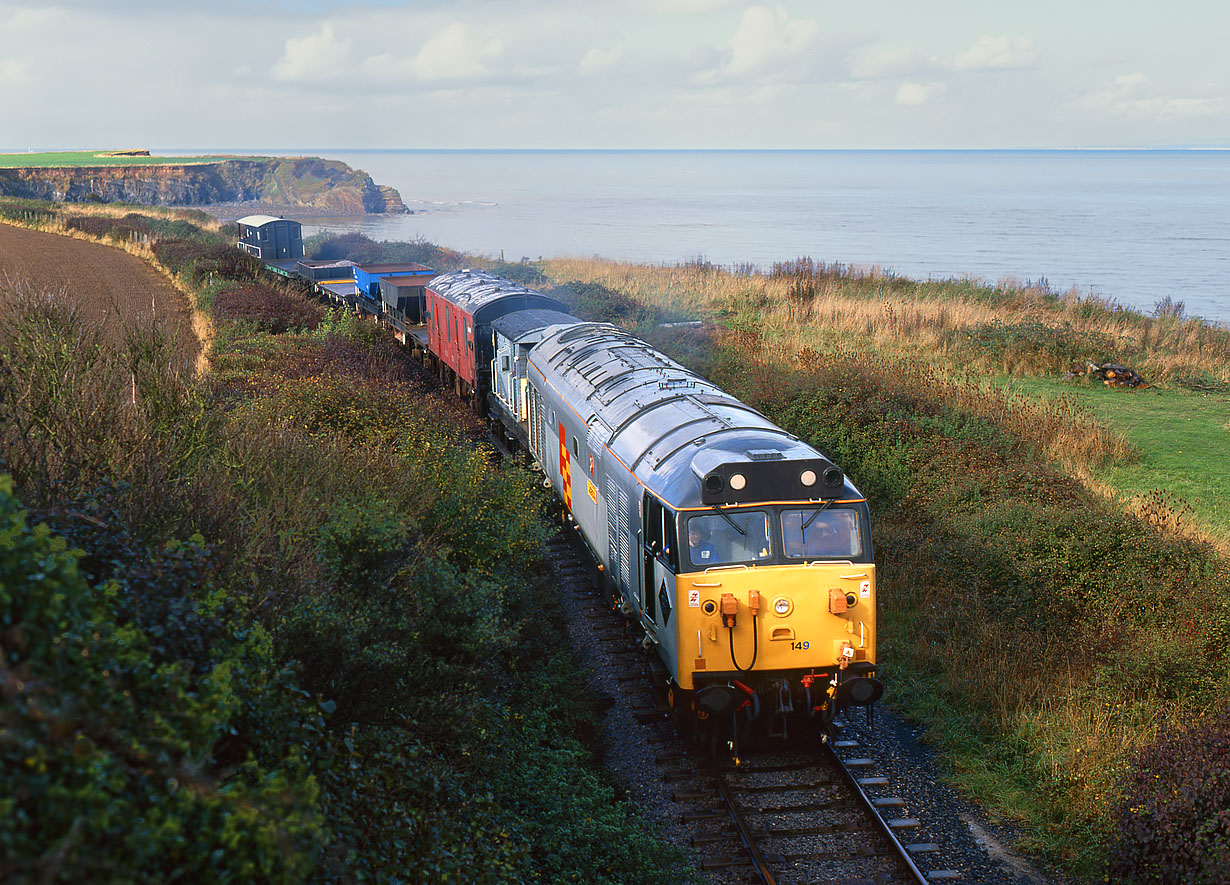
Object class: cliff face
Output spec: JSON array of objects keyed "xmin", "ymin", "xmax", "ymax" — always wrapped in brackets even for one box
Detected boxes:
[{"xmin": 0, "ymin": 156, "xmax": 408, "ymax": 214}]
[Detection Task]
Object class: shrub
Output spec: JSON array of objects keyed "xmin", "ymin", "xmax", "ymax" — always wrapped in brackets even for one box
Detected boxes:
[
  {"xmin": 153, "ymin": 239, "xmax": 263, "ymax": 283},
  {"xmin": 307, "ymin": 231, "xmax": 462, "ymax": 271},
  {"xmin": 0, "ymin": 203, "xmax": 58, "ymax": 225},
  {"xmin": 119, "ymin": 212, "xmax": 206, "ymax": 241},
  {"xmin": 212, "ymin": 282, "xmax": 324, "ymax": 333},
  {"xmin": 1110, "ymin": 706, "xmax": 1230, "ymax": 883},
  {"xmin": 0, "ymin": 475, "xmax": 325, "ymax": 881},
  {"xmin": 65, "ymin": 214, "xmax": 133, "ymax": 239},
  {"xmin": 551, "ymin": 279, "xmax": 661, "ymax": 328},
  {"xmin": 36, "ymin": 484, "xmax": 227, "ymax": 675},
  {"xmin": 150, "ymin": 237, "xmax": 202, "ymax": 275},
  {"xmin": 187, "ymin": 243, "xmax": 265, "ymax": 283},
  {"xmin": 948, "ymin": 319, "xmax": 1125, "ymax": 374},
  {"xmin": 489, "ymin": 260, "xmax": 549, "ymax": 287}
]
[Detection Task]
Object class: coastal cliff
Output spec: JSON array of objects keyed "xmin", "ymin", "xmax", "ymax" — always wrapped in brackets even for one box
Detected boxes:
[{"xmin": 0, "ymin": 156, "xmax": 407, "ymax": 214}]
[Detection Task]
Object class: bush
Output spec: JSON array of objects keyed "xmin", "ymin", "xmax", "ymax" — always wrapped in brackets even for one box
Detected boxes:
[
  {"xmin": 949, "ymin": 319, "xmax": 1125, "ymax": 374},
  {"xmin": 0, "ymin": 203, "xmax": 58, "ymax": 225},
  {"xmin": 488, "ymin": 261, "xmax": 549, "ymax": 287},
  {"xmin": 36, "ymin": 484, "xmax": 227, "ymax": 675},
  {"xmin": 307, "ymin": 231, "xmax": 462, "ymax": 271},
  {"xmin": 149, "ymin": 237, "xmax": 202, "ymax": 275},
  {"xmin": 0, "ymin": 475, "xmax": 325, "ymax": 881},
  {"xmin": 65, "ymin": 214, "xmax": 140, "ymax": 240},
  {"xmin": 1110, "ymin": 707, "xmax": 1230, "ymax": 883},
  {"xmin": 152, "ymin": 239, "xmax": 263, "ymax": 283},
  {"xmin": 551, "ymin": 279, "xmax": 661, "ymax": 328},
  {"xmin": 212, "ymin": 282, "xmax": 324, "ymax": 333}
]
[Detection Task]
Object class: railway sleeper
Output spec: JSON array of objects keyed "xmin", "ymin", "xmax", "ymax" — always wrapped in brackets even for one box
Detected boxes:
[{"xmin": 749, "ymin": 798, "xmax": 858, "ymax": 814}]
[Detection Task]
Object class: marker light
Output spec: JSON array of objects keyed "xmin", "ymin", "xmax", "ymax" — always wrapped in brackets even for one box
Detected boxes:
[
  {"xmin": 729, "ymin": 473, "xmax": 747, "ymax": 491},
  {"xmin": 772, "ymin": 596, "xmax": 793, "ymax": 616},
  {"xmin": 800, "ymin": 469, "xmax": 817, "ymax": 487}
]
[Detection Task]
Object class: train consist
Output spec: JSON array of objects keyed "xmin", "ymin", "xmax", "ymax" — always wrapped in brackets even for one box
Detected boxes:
[{"xmin": 408, "ymin": 268, "xmax": 882, "ymax": 747}]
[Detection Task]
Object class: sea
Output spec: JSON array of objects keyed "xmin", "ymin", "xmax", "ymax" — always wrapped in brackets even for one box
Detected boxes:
[{"xmin": 171, "ymin": 149, "xmax": 1230, "ymax": 324}]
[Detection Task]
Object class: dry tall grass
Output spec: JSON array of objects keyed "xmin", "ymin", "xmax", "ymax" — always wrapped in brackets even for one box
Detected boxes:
[
  {"xmin": 543, "ymin": 257, "xmax": 1230, "ymax": 384},
  {"xmin": 545, "ymin": 257, "xmax": 1137, "ymax": 474}
]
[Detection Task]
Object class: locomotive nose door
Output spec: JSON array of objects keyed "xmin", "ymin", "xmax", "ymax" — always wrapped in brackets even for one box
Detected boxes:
[{"xmin": 643, "ymin": 494, "xmax": 680, "ymax": 674}]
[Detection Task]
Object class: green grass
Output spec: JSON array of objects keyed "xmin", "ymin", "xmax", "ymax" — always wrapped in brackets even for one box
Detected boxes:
[
  {"xmin": 1002, "ymin": 376, "xmax": 1230, "ymax": 545},
  {"xmin": 0, "ymin": 150, "xmax": 219, "ymax": 168}
]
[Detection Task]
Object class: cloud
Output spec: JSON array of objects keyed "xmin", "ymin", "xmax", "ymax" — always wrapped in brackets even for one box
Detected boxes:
[
  {"xmin": 698, "ymin": 4, "xmax": 821, "ymax": 83},
  {"xmin": 579, "ymin": 46, "xmax": 622, "ymax": 76},
  {"xmin": 728, "ymin": 5, "xmax": 820, "ymax": 75},
  {"xmin": 951, "ymin": 35, "xmax": 1036, "ymax": 72},
  {"xmin": 0, "ymin": 59, "xmax": 30, "ymax": 86},
  {"xmin": 1081, "ymin": 73, "xmax": 1224, "ymax": 120},
  {"xmin": 408, "ymin": 22, "xmax": 504, "ymax": 81},
  {"xmin": 273, "ymin": 23, "xmax": 352, "ymax": 81},
  {"xmin": 896, "ymin": 81, "xmax": 946, "ymax": 106}
]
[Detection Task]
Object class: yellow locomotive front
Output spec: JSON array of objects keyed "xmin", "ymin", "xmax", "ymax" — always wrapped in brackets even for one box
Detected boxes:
[{"xmin": 666, "ymin": 498, "xmax": 882, "ymax": 743}]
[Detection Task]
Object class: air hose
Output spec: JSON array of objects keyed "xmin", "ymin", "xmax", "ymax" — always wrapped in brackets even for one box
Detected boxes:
[{"xmin": 728, "ymin": 615, "xmax": 758, "ymax": 672}]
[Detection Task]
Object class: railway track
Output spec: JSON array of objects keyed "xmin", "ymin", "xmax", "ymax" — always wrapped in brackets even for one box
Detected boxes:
[{"xmin": 546, "ymin": 527, "xmax": 964, "ymax": 884}]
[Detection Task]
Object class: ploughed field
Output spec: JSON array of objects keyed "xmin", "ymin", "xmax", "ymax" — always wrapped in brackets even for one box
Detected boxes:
[{"xmin": 0, "ymin": 222, "xmax": 199, "ymax": 368}]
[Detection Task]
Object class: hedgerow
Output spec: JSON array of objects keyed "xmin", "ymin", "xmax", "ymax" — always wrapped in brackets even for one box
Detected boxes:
[
  {"xmin": 306, "ymin": 231, "xmax": 464, "ymax": 271},
  {"xmin": 212, "ymin": 281, "xmax": 324, "ymax": 334}
]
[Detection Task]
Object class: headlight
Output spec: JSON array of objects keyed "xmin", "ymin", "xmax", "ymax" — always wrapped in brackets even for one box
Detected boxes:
[
  {"xmin": 772, "ymin": 596, "xmax": 792, "ymax": 616},
  {"xmin": 729, "ymin": 473, "xmax": 747, "ymax": 491},
  {"xmin": 800, "ymin": 469, "xmax": 817, "ymax": 487}
]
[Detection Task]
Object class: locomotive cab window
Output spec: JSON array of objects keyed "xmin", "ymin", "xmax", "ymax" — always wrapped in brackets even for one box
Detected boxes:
[
  {"xmin": 686, "ymin": 511, "xmax": 771, "ymax": 568},
  {"xmin": 644, "ymin": 496, "xmax": 679, "ymax": 572},
  {"xmin": 781, "ymin": 507, "xmax": 862, "ymax": 560}
]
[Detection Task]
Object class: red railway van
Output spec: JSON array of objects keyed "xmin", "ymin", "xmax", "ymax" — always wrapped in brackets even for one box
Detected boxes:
[{"xmin": 426, "ymin": 269, "xmax": 568, "ymax": 410}]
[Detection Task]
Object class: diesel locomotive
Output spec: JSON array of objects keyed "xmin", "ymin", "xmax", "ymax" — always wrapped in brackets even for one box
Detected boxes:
[{"xmin": 424, "ymin": 269, "xmax": 881, "ymax": 745}]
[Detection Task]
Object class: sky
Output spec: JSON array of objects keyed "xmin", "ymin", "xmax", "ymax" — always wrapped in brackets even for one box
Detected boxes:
[{"xmin": 1, "ymin": 0, "xmax": 1228, "ymax": 150}]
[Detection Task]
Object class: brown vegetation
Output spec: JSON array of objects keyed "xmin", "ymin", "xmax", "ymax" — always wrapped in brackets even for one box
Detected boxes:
[{"xmin": 544, "ymin": 257, "xmax": 1230, "ymax": 385}]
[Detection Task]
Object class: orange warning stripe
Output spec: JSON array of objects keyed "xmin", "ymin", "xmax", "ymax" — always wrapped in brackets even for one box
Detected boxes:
[{"xmin": 558, "ymin": 420, "xmax": 572, "ymax": 510}]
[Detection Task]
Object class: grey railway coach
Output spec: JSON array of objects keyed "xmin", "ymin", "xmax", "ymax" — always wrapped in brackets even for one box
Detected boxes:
[
  {"xmin": 524, "ymin": 321, "xmax": 878, "ymax": 722},
  {"xmin": 489, "ymin": 308, "xmax": 580, "ymax": 450}
]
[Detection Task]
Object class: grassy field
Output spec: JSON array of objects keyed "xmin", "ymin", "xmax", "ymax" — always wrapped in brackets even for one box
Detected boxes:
[
  {"xmin": 1002, "ymin": 376, "xmax": 1230, "ymax": 549},
  {"xmin": 0, "ymin": 149, "xmax": 218, "ymax": 167}
]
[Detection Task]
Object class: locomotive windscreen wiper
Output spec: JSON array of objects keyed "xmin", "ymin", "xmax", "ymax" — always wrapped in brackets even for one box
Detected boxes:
[
  {"xmin": 802, "ymin": 498, "xmax": 836, "ymax": 531},
  {"xmin": 710, "ymin": 504, "xmax": 746, "ymax": 535}
]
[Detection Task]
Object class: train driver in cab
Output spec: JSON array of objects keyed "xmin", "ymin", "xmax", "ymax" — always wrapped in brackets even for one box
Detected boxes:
[{"xmin": 688, "ymin": 524, "xmax": 718, "ymax": 567}]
